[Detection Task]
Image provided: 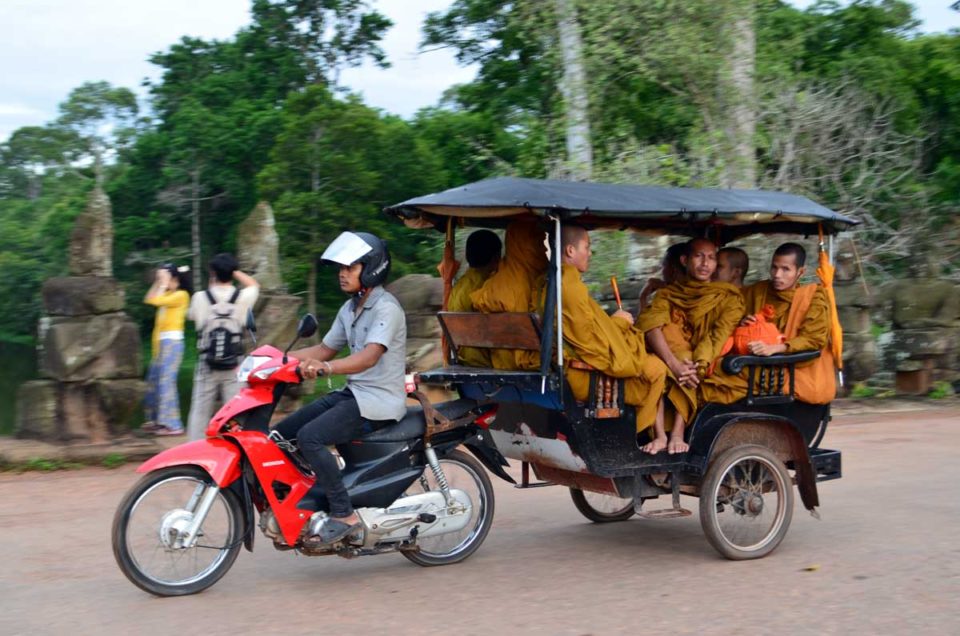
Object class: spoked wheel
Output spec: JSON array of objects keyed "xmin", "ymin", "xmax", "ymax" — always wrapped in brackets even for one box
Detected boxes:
[
  {"xmin": 112, "ymin": 466, "xmax": 244, "ymax": 596},
  {"xmin": 402, "ymin": 449, "xmax": 495, "ymax": 567},
  {"xmin": 570, "ymin": 488, "xmax": 635, "ymax": 523},
  {"xmin": 699, "ymin": 445, "xmax": 794, "ymax": 560}
]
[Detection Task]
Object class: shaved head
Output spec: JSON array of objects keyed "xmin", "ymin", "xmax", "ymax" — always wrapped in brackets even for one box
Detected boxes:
[
  {"xmin": 561, "ymin": 225, "xmax": 591, "ymax": 273},
  {"xmin": 561, "ymin": 224, "xmax": 589, "ymax": 250}
]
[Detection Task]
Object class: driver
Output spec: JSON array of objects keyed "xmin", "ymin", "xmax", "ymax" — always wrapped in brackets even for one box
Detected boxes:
[{"xmin": 273, "ymin": 231, "xmax": 407, "ymax": 546}]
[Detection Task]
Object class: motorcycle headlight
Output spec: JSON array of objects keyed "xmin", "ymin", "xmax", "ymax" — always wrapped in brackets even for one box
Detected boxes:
[
  {"xmin": 237, "ymin": 355, "xmax": 274, "ymax": 382},
  {"xmin": 252, "ymin": 366, "xmax": 281, "ymax": 380}
]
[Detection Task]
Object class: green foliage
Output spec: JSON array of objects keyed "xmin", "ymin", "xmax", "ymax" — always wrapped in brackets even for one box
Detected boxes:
[
  {"xmin": 101, "ymin": 453, "xmax": 127, "ymax": 469},
  {"xmin": 928, "ymin": 381, "xmax": 954, "ymax": 400},
  {"xmin": 850, "ymin": 382, "xmax": 878, "ymax": 398}
]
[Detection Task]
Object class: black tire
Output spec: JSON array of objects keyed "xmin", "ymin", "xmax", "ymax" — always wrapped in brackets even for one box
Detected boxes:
[
  {"xmin": 699, "ymin": 444, "xmax": 794, "ymax": 561},
  {"xmin": 569, "ymin": 488, "xmax": 635, "ymax": 523},
  {"xmin": 402, "ymin": 449, "xmax": 495, "ymax": 567},
  {"xmin": 112, "ymin": 466, "xmax": 244, "ymax": 596}
]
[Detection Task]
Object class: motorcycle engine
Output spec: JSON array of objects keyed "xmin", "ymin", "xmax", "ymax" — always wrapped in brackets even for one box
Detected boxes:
[{"xmin": 258, "ymin": 509, "xmax": 285, "ymax": 544}]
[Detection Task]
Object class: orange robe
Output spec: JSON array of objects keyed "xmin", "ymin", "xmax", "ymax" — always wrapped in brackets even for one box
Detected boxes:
[
  {"xmin": 745, "ymin": 281, "xmax": 835, "ymax": 403},
  {"xmin": 556, "ymin": 264, "xmax": 667, "ymax": 433},
  {"xmin": 448, "ymin": 267, "xmax": 493, "ymax": 367},
  {"xmin": 470, "ymin": 219, "xmax": 548, "ymax": 369},
  {"xmin": 637, "ymin": 280, "xmax": 743, "ymax": 423}
]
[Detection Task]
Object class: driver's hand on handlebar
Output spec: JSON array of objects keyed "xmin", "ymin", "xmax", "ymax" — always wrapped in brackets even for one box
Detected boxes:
[{"xmin": 299, "ymin": 358, "xmax": 325, "ymax": 380}]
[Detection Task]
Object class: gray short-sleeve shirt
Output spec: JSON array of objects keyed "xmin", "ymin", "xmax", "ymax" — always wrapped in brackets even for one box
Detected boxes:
[{"xmin": 322, "ymin": 287, "xmax": 407, "ymax": 421}]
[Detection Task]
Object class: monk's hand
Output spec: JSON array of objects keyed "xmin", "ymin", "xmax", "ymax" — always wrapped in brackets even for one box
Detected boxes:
[
  {"xmin": 675, "ymin": 360, "xmax": 700, "ymax": 388},
  {"xmin": 739, "ymin": 315, "xmax": 757, "ymax": 327},
  {"xmin": 612, "ymin": 309, "xmax": 634, "ymax": 323},
  {"xmin": 747, "ymin": 341, "xmax": 786, "ymax": 357},
  {"xmin": 299, "ymin": 358, "xmax": 325, "ymax": 380}
]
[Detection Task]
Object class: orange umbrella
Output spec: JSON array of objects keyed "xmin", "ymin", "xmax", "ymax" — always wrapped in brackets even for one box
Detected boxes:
[
  {"xmin": 437, "ymin": 218, "xmax": 460, "ymax": 364},
  {"xmin": 816, "ymin": 226, "xmax": 844, "ymax": 373}
]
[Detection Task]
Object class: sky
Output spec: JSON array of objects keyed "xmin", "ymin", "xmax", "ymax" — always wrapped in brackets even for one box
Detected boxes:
[{"xmin": 1, "ymin": 0, "xmax": 958, "ymax": 142}]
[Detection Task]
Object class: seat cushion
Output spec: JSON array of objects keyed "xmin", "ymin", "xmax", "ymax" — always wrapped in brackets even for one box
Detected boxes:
[{"xmin": 358, "ymin": 398, "xmax": 478, "ymax": 442}]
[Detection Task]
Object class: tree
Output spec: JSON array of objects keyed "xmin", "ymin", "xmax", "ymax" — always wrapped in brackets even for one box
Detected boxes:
[{"xmin": 54, "ymin": 81, "xmax": 140, "ymax": 186}]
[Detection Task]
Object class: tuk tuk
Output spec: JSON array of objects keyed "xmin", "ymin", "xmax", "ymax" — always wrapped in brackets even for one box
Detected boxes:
[{"xmin": 386, "ymin": 176, "xmax": 856, "ymax": 560}]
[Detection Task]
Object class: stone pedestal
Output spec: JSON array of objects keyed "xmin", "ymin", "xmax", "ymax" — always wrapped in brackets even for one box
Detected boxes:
[
  {"xmin": 15, "ymin": 187, "xmax": 146, "ymax": 443},
  {"xmin": 237, "ymin": 201, "xmax": 284, "ymax": 291}
]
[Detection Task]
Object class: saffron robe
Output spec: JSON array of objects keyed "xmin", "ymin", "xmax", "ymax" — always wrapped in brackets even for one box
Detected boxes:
[
  {"xmin": 637, "ymin": 280, "xmax": 743, "ymax": 423},
  {"xmin": 703, "ymin": 281, "xmax": 835, "ymax": 404},
  {"xmin": 448, "ymin": 267, "xmax": 494, "ymax": 367},
  {"xmin": 557, "ymin": 264, "xmax": 667, "ymax": 433},
  {"xmin": 471, "ymin": 219, "xmax": 548, "ymax": 369}
]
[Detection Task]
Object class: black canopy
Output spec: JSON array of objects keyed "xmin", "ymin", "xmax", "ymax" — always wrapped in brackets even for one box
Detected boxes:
[{"xmin": 385, "ymin": 177, "xmax": 858, "ymax": 240}]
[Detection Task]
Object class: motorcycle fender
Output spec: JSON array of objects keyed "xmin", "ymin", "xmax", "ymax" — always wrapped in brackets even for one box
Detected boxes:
[
  {"xmin": 137, "ymin": 438, "xmax": 242, "ymax": 487},
  {"xmin": 462, "ymin": 437, "xmax": 516, "ymax": 485}
]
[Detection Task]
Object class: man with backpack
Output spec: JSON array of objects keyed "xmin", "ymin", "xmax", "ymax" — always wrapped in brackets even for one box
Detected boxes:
[{"xmin": 186, "ymin": 253, "xmax": 260, "ymax": 440}]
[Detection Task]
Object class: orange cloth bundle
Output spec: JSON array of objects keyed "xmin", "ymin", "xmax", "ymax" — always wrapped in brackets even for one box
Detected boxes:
[{"xmin": 732, "ymin": 305, "xmax": 783, "ymax": 354}]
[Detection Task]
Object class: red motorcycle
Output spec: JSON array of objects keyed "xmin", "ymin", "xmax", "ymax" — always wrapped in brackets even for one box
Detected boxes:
[{"xmin": 112, "ymin": 315, "xmax": 508, "ymax": 597}]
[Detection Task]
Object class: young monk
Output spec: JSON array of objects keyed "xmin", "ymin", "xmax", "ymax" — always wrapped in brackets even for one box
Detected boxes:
[
  {"xmin": 715, "ymin": 246, "xmax": 749, "ymax": 289},
  {"xmin": 556, "ymin": 226, "xmax": 668, "ymax": 444},
  {"xmin": 637, "ymin": 238, "xmax": 744, "ymax": 453},
  {"xmin": 738, "ymin": 242, "xmax": 835, "ymax": 403},
  {"xmin": 448, "ymin": 230, "xmax": 502, "ymax": 367},
  {"xmin": 470, "ymin": 218, "xmax": 548, "ymax": 370}
]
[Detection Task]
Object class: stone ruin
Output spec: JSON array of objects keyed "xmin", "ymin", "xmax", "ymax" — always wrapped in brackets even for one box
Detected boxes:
[
  {"xmin": 236, "ymin": 201, "xmax": 303, "ymax": 416},
  {"xmin": 878, "ymin": 259, "xmax": 960, "ymax": 395},
  {"xmin": 833, "ymin": 238, "xmax": 879, "ymax": 387},
  {"xmin": 16, "ymin": 187, "xmax": 146, "ymax": 443}
]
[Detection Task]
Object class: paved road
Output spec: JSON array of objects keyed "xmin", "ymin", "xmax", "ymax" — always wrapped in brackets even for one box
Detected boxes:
[{"xmin": 1, "ymin": 405, "xmax": 958, "ymax": 635}]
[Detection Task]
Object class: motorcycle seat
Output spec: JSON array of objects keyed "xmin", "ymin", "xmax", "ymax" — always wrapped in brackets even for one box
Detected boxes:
[{"xmin": 358, "ymin": 398, "xmax": 478, "ymax": 442}]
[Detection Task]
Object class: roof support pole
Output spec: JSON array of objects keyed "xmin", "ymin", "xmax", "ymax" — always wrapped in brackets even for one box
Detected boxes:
[{"xmin": 553, "ymin": 215, "xmax": 564, "ymax": 371}]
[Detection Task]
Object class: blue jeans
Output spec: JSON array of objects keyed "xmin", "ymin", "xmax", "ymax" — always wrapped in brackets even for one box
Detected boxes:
[{"xmin": 144, "ymin": 339, "xmax": 184, "ymax": 431}]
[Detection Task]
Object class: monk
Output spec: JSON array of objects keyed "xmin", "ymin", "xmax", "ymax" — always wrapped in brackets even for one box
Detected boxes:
[
  {"xmin": 637, "ymin": 241, "xmax": 688, "ymax": 311},
  {"xmin": 715, "ymin": 246, "xmax": 749, "ymax": 289},
  {"xmin": 637, "ymin": 238, "xmax": 744, "ymax": 453},
  {"xmin": 556, "ymin": 226, "xmax": 668, "ymax": 442},
  {"xmin": 738, "ymin": 242, "xmax": 835, "ymax": 403},
  {"xmin": 471, "ymin": 218, "xmax": 548, "ymax": 369},
  {"xmin": 448, "ymin": 229, "xmax": 502, "ymax": 367}
]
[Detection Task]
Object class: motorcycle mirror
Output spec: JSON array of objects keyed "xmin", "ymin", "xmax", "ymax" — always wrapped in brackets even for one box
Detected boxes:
[
  {"xmin": 283, "ymin": 313, "xmax": 318, "ymax": 363},
  {"xmin": 297, "ymin": 314, "xmax": 318, "ymax": 338}
]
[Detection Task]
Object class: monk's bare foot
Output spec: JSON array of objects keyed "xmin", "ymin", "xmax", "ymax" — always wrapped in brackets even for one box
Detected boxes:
[
  {"xmin": 642, "ymin": 435, "xmax": 668, "ymax": 455},
  {"xmin": 667, "ymin": 436, "xmax": 689, "ymax": 454}
]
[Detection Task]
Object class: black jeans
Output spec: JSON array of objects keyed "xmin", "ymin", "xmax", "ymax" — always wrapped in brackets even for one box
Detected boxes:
[{"xmin": 273, "ymin": 389, "xmax": 376, "ymax": 518}]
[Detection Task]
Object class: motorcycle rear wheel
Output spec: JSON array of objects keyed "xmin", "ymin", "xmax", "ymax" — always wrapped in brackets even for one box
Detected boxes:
[
  {"xmin": 402, "ymin": 449, "xmax": 495, "ymax": 567},
  {"xmin": 112, "ymin": 466, "xmax": 243, "ymax": 596}
]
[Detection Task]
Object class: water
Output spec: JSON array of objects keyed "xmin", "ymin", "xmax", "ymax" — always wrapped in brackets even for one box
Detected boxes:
[{"xmin": 0, "ymin": 341, "xmax": 38, "ymax": 435}]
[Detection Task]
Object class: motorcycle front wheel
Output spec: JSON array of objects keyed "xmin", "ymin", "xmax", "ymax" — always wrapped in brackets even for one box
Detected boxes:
[
  {"xmin": 112, "ymin": 466, "xmax": 244, "ymax": 596},
  {"xmin": 402, "ymin": 449, "xmax": 495, "ymax": 567}
]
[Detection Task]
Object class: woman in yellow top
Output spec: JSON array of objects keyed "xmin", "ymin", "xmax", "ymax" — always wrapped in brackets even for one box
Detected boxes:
[{"xmin": 142, "ymin": 263, "xmax": 192, "ymax": 435}]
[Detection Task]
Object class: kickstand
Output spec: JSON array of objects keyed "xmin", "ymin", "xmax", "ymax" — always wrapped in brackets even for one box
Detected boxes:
[{"xmin": 636, "ymin": 472, "xmax": 692, "ymax": 520}]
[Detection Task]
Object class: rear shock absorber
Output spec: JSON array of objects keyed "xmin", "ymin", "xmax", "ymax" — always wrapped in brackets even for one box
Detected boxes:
[{"xmin": 424, "ymin": 443, "xmax": 454, "ymax": 506}]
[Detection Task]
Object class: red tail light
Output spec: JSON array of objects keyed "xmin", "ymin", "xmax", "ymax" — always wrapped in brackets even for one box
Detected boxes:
[{"xmin": 474, "ymin": 406, "xmax": 498, "ymax": 429}]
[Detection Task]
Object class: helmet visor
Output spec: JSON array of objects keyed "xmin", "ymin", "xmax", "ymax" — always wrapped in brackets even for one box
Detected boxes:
[{"xmin": 321, "ymin": 232, "xmax": 372, "ymax": 267}]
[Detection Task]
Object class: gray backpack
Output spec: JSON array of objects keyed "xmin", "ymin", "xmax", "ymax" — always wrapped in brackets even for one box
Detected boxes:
[{"xmin": 199, "ymin": 289, "xmax": 244, "ymax": 370}]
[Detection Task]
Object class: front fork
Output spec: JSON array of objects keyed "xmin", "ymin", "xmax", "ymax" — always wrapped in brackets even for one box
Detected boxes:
[{"xmin": 173, "ymin": 483, "xmax": 222, "ymax": 549}]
